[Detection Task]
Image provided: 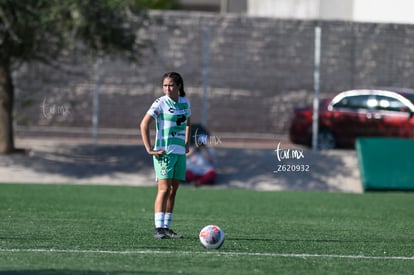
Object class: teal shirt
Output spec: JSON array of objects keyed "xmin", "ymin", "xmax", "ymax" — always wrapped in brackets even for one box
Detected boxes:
[{"xmin": 147, "ymin": 95, "xmax": 191, "ymax": 155}]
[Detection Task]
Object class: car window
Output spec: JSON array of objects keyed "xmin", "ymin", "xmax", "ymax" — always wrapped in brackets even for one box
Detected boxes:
[
  {"xmin": 374, "ymin": 95, "xmax": 410, "ymax": 112},
  {"xmin": 404, "ymin": 93, "xmax": 414, "ymax": 104},
  {"xmin": 333, "ymin": 95, "xmax": 371, "ymax": 110}
]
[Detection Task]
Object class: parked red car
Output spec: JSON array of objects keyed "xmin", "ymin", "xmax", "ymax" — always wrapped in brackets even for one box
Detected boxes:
[{"xmin": 289, "ymin": 88, "xmax": 414, "ymax": 149}]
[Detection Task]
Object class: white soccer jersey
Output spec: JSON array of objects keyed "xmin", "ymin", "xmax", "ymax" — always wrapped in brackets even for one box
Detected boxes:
[{"xmin": 147, "ymin": 95, "xmax": 191, "ymax": 155}]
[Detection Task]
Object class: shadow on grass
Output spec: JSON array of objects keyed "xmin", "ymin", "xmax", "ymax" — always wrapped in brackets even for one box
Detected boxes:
[
  {"xmin": 0, "ymin": 142, "xmax": 360, "ymax": 192},
  {"xmin": 1, "ymin": 144, "xmax": 153, "ymax": 179},
  {"xmin": 214, "ymin": 145, "xmax": 360, "ymax": 192}
]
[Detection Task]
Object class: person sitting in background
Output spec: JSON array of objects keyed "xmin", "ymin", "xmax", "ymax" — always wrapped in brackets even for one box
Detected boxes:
[{"xmin": 186, "ymin": 136, "xmax": 217, "ymax": 185}]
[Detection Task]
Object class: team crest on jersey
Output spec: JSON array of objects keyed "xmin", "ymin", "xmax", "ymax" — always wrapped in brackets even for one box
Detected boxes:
[{"xmin": 160, "ymin": 167, "xmax": 167, "ymax": 176}]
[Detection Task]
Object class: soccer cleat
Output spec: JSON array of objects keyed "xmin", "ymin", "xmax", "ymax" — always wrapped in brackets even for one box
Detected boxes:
[
  {"xmin": 164, "ymin": 228, "xmax": 183, "ymax": 239},
  {"xmin": 154, "ymin": 228, "xmax": 167, "ymax": 239}
]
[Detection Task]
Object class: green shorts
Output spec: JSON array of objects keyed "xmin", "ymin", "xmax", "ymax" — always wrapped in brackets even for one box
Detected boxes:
[{"xmin": 153, "ymin": 154, "xmax": 186, "ymax": 181}]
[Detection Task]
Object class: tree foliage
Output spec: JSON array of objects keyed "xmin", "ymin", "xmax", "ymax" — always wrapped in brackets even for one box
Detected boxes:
[
  {"xmin": 0, "ymin": 0, "xmax": 174, "ymax": 153},
  {"xmin": 0, "ymin": 0, "xmax": 159, "ymax": 64}
]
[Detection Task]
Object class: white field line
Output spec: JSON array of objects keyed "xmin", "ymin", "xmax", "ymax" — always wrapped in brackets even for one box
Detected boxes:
[{"xmin": 0, "ymin": 248, "xmax": 413, "ymax": 261}]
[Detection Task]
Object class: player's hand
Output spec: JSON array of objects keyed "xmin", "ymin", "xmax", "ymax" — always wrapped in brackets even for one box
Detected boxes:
[{"xmin": 147, "ymin": 149, "xmax": 165, "ymax": 156}]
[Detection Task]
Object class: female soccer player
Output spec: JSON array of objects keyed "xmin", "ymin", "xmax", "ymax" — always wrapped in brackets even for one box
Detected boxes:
[{"xmin": 140, "ymin": 72, "xmax": 191, "ymax": 239}]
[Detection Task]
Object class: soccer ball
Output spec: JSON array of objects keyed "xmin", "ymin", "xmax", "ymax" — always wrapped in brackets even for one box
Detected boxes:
[{"xmin": 199, "ymin": 225, "xmax": 225, "ymax": 249}]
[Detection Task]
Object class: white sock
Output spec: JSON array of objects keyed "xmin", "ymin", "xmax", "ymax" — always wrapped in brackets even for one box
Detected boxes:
[
  {"xmin": 155, "ymin": 212, "xmax": 164, "ymax": 228},
  {"xmin": 163, "ymin": 212, "xmax": 173, "ymax": 229}
]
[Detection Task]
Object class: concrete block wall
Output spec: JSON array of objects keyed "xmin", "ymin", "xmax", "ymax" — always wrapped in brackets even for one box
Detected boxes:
[{"xmin": 13, "ymin": 11, "xmax": 414, "ymax": 137}]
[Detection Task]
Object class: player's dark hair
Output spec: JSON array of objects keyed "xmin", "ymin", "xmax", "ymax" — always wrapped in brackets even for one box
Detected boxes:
[{"xmin": 162, "ymin": 72, "xmax": 186, "ymax": 97}]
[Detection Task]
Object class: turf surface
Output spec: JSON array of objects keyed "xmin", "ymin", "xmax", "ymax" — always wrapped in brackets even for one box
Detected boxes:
[{"xmin": 0, "ymin": 183, "xmax": 413, "ymax": 274}]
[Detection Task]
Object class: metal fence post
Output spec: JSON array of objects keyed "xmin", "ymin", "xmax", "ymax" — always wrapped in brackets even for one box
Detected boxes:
[
  {"xmin": 92, "ymin": 57, "xmax": 102, "ymax": 145},
  {"xmin": 312, "ymin": 25, "xmax": 321, "ymax": 151},
  {"xmin": 201, "ymin": 26, "xmax": 210, "ymax": 127}
]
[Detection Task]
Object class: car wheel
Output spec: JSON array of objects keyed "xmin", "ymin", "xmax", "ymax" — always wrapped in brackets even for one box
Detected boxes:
[{"xmin": 317, "ymin": 130, "xmax": 336, "ymax": 150}]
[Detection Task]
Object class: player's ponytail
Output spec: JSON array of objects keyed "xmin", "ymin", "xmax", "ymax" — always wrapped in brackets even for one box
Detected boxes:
[{"xmin": 163, "ymin": 72, "xmax": 186, "ymax": 97}]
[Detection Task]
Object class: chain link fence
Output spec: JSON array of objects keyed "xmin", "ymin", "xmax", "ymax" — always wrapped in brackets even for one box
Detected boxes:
[{"xmin": 14, "ymin": 11, "xmax": 414, "ymax": 140}]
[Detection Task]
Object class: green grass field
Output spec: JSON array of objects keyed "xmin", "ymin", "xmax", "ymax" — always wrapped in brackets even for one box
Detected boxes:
[{"xmin": 0, "ymin": 183, "xmax": 413, "ymax": 274}]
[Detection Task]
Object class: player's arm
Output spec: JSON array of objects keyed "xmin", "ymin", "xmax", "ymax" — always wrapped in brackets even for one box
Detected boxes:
[
  {"xmin": 140, "ymin": 114, "xmax": 165, "ymax": 156},
  {"xmin": 185, "ymin": 117, "xmax": 191, "ymax": 154}
]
